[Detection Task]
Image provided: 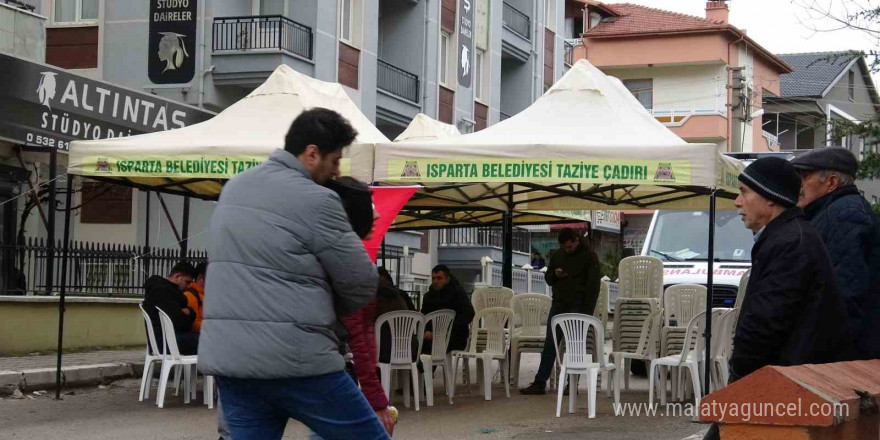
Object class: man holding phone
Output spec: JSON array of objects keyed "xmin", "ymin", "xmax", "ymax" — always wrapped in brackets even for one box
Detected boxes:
[{"xmin": 520, "ymin": 227, "xmax": 601, "ymax": 395}]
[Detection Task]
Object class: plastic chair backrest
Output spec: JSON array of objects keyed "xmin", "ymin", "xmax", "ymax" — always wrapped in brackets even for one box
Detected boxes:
[
  {"xmin": 664, "ymin": 284, "xmax": 708, "ymax": 327},
  {"xmin": 511, "ymin": 294, "xmax": 551, "ymax": 337},
  {"xmin": 676, "ymin": 310, "xmax": 708, "ymax": 362},
  {"xmin": 465, "ymin": 307, "xmax": 512, "ymax": 355},
  {"xmin": 735, "ymin": 269, "xmax": 751, "ymax": 309},
  {"xmin": 596, "ymin": 280, "xmax": 609, "ymax": 327},
  {"xmin": 472, "ymin": 287, "xmax": 514, "ymax": 313},
  {"xmin": 139, "ymin": 303, "xmax": 162, "ymax": 356},
  {"xmin": 720, "ymin": 308, "xmax": 740, "ymax": 357},
  {"xmin": 618, "ymin": 256, "xmax": 664, "ymax": 299},
  {"xmin": 156, "ymin": 309, "xmax": 183, "ymax": 360},
  {"xmin": 709, "ymin": 308, "xmax": 732, "ymax": 356},
  {"xmin": 552, "ymin": 313, "xmax": 603, "ymax": 370},
  {"xmin": 375, "ymin": 310, "xmax": 425, "ymax": 365},
  {"xmin": 424, "ymin": 309, "xmax": 455, "ymax": 359}
]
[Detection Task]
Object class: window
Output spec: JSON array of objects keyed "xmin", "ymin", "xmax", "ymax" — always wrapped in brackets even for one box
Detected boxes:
[
  {"xmin": 54, "ymin": 0, "xmax": 98, "ymax": 23},
  {"xmin": 849, "ymin": 70, "xmax": 855, "ymax": 101},
  {"xmin": 258, "ymin": 0, "xmax": 285, "ymax": 15},
  {"xmin": 623, "ymin": 79, "xmax": 653, "ymax": 110},
  {"xmin": 475, "ymin": 50, "xmax": 485, "ymax": 102},
  {"xmin": 340, "ymin": 0, "xmax": 353, "ymax": 43},
  {"xmin": 80, "ymin": 182, "xmax": 132, "ymax": 224},
  {"xmin": 440, "ymin": 32, "xmax": 450, "ymax": 87}
]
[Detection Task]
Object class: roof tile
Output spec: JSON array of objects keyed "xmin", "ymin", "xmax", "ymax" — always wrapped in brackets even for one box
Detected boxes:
[
  {"xmin": 584, "ymin": 3, "xmax": 726, "ymax": 36},
  {"xmin": 777, "ymin": 51, "xmax": 859, "ymax": 97}
]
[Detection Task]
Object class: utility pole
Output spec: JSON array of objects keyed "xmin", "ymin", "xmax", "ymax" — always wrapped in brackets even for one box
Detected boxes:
[{"xmin": 728, "ymin": 66, "xmax": 746, "ymax": 152}]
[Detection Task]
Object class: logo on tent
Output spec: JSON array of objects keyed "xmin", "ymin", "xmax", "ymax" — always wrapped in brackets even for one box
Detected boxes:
[
  {"xmin": 95, "ymin": 158, "xmax": 112, "ymax": 172},
  {"xmin": 401, "ymin": 161, "xmax": 421, "ymax": 179},
  {"xmin": 653, "ymin": 163, "xmax": 676, "ymax": 182}
]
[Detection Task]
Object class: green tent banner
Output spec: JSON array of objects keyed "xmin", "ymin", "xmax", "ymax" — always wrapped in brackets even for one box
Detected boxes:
[
  {"xmin": 78, "ymin": 156, "xmax": 354, "ymax": 178},
  {"xmin": 388, "ymin": 158, "xmax": 692, "ymax": 185}
]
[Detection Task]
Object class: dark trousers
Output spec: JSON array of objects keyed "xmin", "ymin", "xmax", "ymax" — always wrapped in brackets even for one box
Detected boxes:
[
  {"xmin": 175, "ymin": 332, "xmax": 199, "ymax": 356},
  {"xmin": 534, "ymin": 305, "xmax": 563, "ymax": 384}
]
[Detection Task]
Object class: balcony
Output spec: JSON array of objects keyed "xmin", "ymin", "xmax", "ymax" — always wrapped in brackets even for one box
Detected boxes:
[
  {"xmin": 378, "ymin": 59, "xmax": 420, "ymax": 103},
  {"xmin": 502, "ymin": 2, "xmax": 530, "ymax": 41},
  {"xmin": 439, "ymin": 227, "xmax": 530, "ymax": 253},
  {"xmin": 210, "ymin": 15, "xmax": 314, "ymax": 86},
  {"xmin": 564, "ymin": 39, "xmax": 582, "ymax": 67},
  {"xmin": 651, "ymin": 108, "xmax": 728, "ymax": 142}
]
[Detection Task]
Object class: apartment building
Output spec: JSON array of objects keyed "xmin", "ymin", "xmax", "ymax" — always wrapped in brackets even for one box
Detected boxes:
[
  {"xmin": 568, "ymin": 0, "xmax": 792, "ymax": 153},
  {"xmin": 3, "ymin": 0, "xmax": 566, "ymax": 291}
]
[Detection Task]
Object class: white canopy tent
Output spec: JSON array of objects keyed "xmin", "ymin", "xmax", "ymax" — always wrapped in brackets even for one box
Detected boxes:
[
  {"xmin": 67, "ymin": 64, "xmax": 384, "ymax": 198},
  {"xmin": 394, "ymin": 113, "xmax": 461, "ymax": 142},
  {"xmin": 373, "ymin": 60, "xmax": 743, "ymax": 228}
]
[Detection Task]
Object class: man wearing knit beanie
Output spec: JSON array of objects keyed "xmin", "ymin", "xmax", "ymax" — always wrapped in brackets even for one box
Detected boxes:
[
  {"xmin": 704, "ymin": 157, "xmax": 854, "ymax": 440},
  {"xmin": 731, "ymin": 157, "xmax": 852, "ymax": 379}
]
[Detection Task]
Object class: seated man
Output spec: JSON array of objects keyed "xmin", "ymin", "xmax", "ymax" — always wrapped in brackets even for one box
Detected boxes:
[
  {"xmin": 143, "ymin": 262, "xmax": 198, "ymax": 355},
  {"xmin": 183, "ymin": 262, "xmax": 208, "ymax": 333},
  {"xmin": 421, "ymin": 265, "xmax": 475, "ymax": 355}
]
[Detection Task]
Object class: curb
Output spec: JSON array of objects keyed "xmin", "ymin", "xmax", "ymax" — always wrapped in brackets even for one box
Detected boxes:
[{"xmin": 0, "ymin": 361, "xmax": 145, "ymax": 395}]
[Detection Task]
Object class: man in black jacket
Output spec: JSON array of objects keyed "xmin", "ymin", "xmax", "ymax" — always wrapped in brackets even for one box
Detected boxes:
[
  {"xmin": 421, "ymin": 265, "xmax": 475, "ymax": 355},
  {"xmin": 732, "ymin": 157, "xmax": 851, "ymax": 379},
  {"xmin": 792, "ymin": 147, "xmax": 880, "ymax": 360},
  {"xmin": 521, "ymin": 228, "xmax": 601, "ymax": 395},
  {"xmin": 143, "ymin": 261, "xmax": 198, "ymax": 355}
]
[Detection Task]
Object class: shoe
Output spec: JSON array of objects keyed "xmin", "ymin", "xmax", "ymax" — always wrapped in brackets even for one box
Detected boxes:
[{"xmin": 519, "ymin": 382, "xmax": 546, "ymax": 395}]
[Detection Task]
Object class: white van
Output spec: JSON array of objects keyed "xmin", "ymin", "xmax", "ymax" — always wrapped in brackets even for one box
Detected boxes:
[{"xmin": 640, "ymin": 209, "xmax": 753, "ymax": 307}]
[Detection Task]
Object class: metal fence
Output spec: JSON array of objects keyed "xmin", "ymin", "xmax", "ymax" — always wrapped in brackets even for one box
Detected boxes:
[
  {"xmin": 213, "ymin": 15, "xmax": 313, "ymax": 59},
  {"xmin": 378, "ymin": 59, "xmax": 420, "ymax": 103},
  {"xmin": 0, "ymin": 238, "xmax": 207, "ymax": 297},
  {"xmin": 502, "ymin": 2, "xmax": 530, "ymax": 40},
  {"xmin": 438, "ymin": 226, "xmax": 530, "ymax": 254}
]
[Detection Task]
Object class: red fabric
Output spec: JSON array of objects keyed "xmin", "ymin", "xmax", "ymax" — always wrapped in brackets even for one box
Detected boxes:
[
  {"xmin": 362, "ymin": 187, "xmax": 419, "ymax": 262},
  {"xmin": 340, "ymin": 186, "xmax": 417, "ymax": 410}
]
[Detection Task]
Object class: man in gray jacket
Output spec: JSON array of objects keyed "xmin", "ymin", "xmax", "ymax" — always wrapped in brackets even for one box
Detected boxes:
[{"xmin": 199, "ymin": 108, "xmax": 385, "ymax": 440}]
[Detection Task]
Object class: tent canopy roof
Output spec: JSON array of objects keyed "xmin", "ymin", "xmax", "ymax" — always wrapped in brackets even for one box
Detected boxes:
[
  {"xmin": 67, "ymin": 64, "xmax": 383, "ymax": 197},
  {"xmin": 373, "ymin": 60, "xmax": 743, "ymax": 227}
]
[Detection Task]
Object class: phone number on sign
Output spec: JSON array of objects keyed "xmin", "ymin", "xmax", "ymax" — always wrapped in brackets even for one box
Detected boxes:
[{"xmin": 26, "ymin": 133, "xmax": 69, "ymax": 150}]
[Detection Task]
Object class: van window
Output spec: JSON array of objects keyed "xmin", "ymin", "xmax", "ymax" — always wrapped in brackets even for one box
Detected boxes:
[{"xmin": 646, "ymin": 210, "xmax": 753, "ymax": 262}]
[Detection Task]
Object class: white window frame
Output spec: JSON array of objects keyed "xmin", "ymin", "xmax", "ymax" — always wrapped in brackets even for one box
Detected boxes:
[
  {"xmin": 339, "ymin": 0, "xmax": 354, "ymax": 44},
  {"xmin": 53, "ymin": 0, "xmax": 99, "ymax": 24},
  {"xmin": 623, "ymin": 78, "xmax": 653, "ymax": 110},
  {"xmin": 439, "ymin": 32, "xmax": 450, "ymax": 87},
  {"xmin": 474, "ymin": 49, "xmax": 485, "ymax": 102},
  {"xmin": 848, "ymin": 70, "xmax": 856, "ymax": 101},
  {"xmin": 545, "ymin": 0, "xmax": 556, "ymax": 31}
]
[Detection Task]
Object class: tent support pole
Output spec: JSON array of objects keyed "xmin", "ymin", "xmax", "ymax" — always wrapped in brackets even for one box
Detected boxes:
[
  {"xmin": 55, "ymin": 173, "xmax": 73, "ymax": 400},
  {"xmin": 43, "ymin": 147, "xmax": 56, "ymax": 396},
  {"xmin": 144, "ymin": 191, "xmax": 151, "ymax": 274},
  {"xmin": 156, "ymin": 193, "xmax": 181, "ymax": 244},
  {"xmin": 704, "ymin": 191, "xmax": 717, "ymax": 395},
  {"xmin": 502, "ymin": 184, "xmax": 513, "ymax": 288},
  {"xmin": 381, "ymin": 239, "xmax": 386, "ymax": 268},
  {"xmin": 181, "ymin": 196, "xmax": 190, "ymax": 256}
]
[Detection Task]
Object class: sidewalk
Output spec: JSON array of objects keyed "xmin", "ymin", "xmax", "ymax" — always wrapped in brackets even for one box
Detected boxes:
[{"xmin": 0, "ymin": 347, "xmax": 145, "ymax": 394}]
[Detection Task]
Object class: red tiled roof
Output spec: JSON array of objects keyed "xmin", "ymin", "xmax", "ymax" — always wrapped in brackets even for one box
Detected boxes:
[
  {"xmin": 585, "ymin": 3, "xmax": 726, "ymax": 36},
  {"xmin": 582, "ymin": 3, "xmax": 793, "ymax": 73}
]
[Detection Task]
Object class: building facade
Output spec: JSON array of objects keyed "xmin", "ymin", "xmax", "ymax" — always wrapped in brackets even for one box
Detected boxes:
[{"xmin": 3, "ymin": 0, "xmax": 567, "ymax": 292}]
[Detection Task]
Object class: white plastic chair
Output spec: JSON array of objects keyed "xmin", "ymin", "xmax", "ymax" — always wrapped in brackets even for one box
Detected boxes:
[
  {"xmin": 734, "ymin": 269, "xmax": 751, "ymax": 309},
  {"xmin": 420, "ymin": 309, "xmax": 456, "ymax": 406},
  {"xmin": 451, "ymin": 307, "xmax": 512, "ymax": 401},
  {"xmin": 661, "ymin": 285, "xmax": 707, "ymax": 357},
  {"xmin": 552, "ymin": 314, "xmax": 618, "ymax": 418},
  {"xmin": 155, "ymin": 309, "xmax": 198, "ymax": 408},
  {"xmin": 472, "ymin": 287, "xmax": 514, "ymax": 313},
  {"xmin": 375, "ymin": 310, "xmax": 425, "ymax": 411},
  {"xmin": 510, "ymin": 294, "xmax": 551, "ymax": 387},
  {"xmin": 618, "ymin": 256, "xmax": 664, "ymax": 299},
  {"xmin": 647, "ymin": 310, "xmax": 714, "ymax": 410},
  {"xmin": 610, "ymin": 303, "xmax": 661, "ymax": 392},
  {"xmin": 596, "ymin": 280, "xmax": 610, "ymax": 335},
  {"xmin": 138, "ymin": 304, "xmax": 164, "ymax": 402},
  {"xmin": 711, "ymin": 308, "xmax": 739, "ymax": 391}
]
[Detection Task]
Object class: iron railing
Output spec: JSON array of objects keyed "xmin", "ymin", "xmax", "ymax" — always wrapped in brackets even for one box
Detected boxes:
[
  {"xmin": 0, "ymin": 238, "xmax": 207, "ymax": 297},
  {"xmin": 213, "ymin": 15, "xmax": 313, "ymax": 60},
  {"xmin": 378, "ymin": 59, "xmax": 420, "ymax": 103},
  {"xmin": 564, "ymin": 41, "xmax": 574, "ymax": 66},
  {"xmin": 502, "ymin": 2, "xmax": 530, "ymax": 40},
  {"xmin": 438, "ymin": 226, "xmax": 530, "ymax": 254}
]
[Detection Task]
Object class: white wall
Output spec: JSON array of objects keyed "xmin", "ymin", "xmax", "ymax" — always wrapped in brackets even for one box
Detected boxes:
[{"xmin": 601, "ymin": 64, "xmax": 727, "ymax": 113}]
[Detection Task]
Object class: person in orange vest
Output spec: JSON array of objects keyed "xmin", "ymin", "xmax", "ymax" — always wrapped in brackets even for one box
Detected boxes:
[{"xmin": 183, "ymin": 262, "xmax": 207, "ymax": 333}]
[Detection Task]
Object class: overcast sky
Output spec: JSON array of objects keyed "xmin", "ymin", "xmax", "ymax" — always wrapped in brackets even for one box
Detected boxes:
[{"xmin": 619, "ymin": 0, "xmax": 879, "ymax": 81}]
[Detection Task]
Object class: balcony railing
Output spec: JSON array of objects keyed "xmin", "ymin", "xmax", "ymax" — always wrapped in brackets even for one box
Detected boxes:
[
  {"xmin": 564, "ymin": 39, "xmax": 581, "ymax": 66},
  {"xmin": 650, "ymin": 108, "xmax": 725, "ymax": 126},
  {"xmin": 502, "ymin": 2, "xmax": 530, "ymax": 40},
  {"xmin": 439, "ymin": 226, "xmax": 530, "ymax": 254},
  {"xmin": 378, "ymin": 59, "xmax": 420, "ymax": 103},
  {"xmin": 213, "ymin": 15, "xmax": 313, "ymax": 60}
]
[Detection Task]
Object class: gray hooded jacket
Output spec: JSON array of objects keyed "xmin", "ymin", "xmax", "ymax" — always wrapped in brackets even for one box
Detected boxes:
[{"xmin": 198, "ymin": 149, "xmax": 378, "ymax": 378}]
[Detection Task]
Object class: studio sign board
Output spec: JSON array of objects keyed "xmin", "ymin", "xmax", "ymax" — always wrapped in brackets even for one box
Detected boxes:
[
  {"xmin": 0, "ymin": 53, "xmax": 212, "ymax": 152},
  {"xmin": 149, "ymin": 0, "xmax": 198, "ymax": 84},
  {"xmin": 458, "ymin": 0, "xmax": 474, "ymax": 88}
]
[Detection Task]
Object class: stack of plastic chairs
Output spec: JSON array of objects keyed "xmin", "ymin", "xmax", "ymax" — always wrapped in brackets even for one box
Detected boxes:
[
  {"xmin": 611, "ymin": 256, "xmax": 664, "ymax": 391},
  {"xmin": 510, "ymin": 294, "xmax": 551, "ymax": 387},
  {"xmin": 661, "ymin": 284, "xmax": 707, "ymax": 357}
]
